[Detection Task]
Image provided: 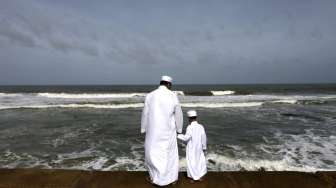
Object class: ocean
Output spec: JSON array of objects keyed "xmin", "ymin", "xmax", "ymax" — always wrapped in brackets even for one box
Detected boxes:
[{"xmin": 0, "ymin": 84, "xmax": 335, "ymax": 171}]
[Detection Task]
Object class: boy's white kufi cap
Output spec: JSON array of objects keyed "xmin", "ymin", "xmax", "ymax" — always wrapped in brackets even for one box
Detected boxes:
[
  {"xmin": 187, "ymin": 110, "xmax": 197, "ymax": 117},
  {"xmin": 161, "ymin": 75, "xmax": 173, "ymax": 83}
]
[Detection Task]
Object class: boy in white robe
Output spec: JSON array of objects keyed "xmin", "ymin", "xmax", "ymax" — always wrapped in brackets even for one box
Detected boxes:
[{"xmin": 178, "ymin": 110, "xmax": 207, "ymax": 182}]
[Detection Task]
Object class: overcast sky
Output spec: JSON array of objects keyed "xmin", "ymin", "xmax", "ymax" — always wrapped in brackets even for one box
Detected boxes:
[{"xmin": 0, "ymin": 0, "xmax": 335, "ymax": 85}]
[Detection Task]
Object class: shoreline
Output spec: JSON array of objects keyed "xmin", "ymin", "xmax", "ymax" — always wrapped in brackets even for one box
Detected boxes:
[{"xmin": 0, "ymin": 169, "xmax": 335, "ymax": 188}]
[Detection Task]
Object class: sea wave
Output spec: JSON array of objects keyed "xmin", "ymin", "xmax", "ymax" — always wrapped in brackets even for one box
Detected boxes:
[
  {"xmin": 2, "ymin": 94, "xmax": 336, "ymax": 110},
  {"xmin": 102, "ymin": 156, "xmax": 145, "ymax": 171},
  {"xmin": 52, "ymin": 149, "xmax": 110, "ymax": 170},
  {"xmin": 269, "ymin": 100, "xmax": 298, "ymax": 104},
  {"xmin": 36, "ymin": 91, "xmax": 185, "ymax": 98},
  {"xmin": 1, "ymin": 150, "xmax": 47, "ymax": 169},
  {"xmin": 182, "ymin": 102, "xmax": 263, "ymax": 108},
  {"xmin": 2, "ymin": 131, "xmax": 334, "ymax": 172},
  {"xmin": 37, "ymin": 93, "xmax": 147, "ymax": 99},
  {"xmin": 0, "ymin": 93, "xmax": 21, "ymax": 97},
  {"xmin": 276, "ymin": 130, "xmax": 336, "ymax": 170},
  {"xmin": 0, "ymin": 102, "xmax": 264, "ymax": 110},
  {"xmin": 2, "ymin": 92, "xmax": 336, "ymax": 100},
  {"xmin": 204, "ymin": 153, "xmax": 323, "ymax": 172},
  {"xmin": 173, "ymin": 91, "xmax": 185, "ymax": 96},
  {"xmin": 297, "ymin": 99, "xmax": 331, "ymax": 105},
  {"xmin": 0, "ymin": 103, "xmax": 145, "ymax": 110},
  {"xmin": 1, "ymin": 149, "xmax": 331, "ymax": 171},
  {"xmin": 211, "ymin": 90, "xmax": 235, "ymax": 96}
]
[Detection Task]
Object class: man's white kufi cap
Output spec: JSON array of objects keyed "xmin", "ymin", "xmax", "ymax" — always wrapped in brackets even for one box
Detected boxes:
[
  {"xmin": 161, "ymin": 75, "xmax": 173, "ymax": 83},
  {"xmin": 187, "ymin": 110, "xmax": 197, "ymax": 117}
]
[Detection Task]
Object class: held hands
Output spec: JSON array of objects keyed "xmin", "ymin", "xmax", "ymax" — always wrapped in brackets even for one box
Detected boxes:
[{"xmin": 177, "ymin": 134, "xmax": 184, "ymax": 140}]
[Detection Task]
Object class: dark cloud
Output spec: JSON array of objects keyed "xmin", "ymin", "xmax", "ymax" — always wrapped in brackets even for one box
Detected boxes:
[
  {"xmin": 0, "ymin": 0, "xmax": 335, "ymax": 84},
  {"xmin": 0, "ymin": 0, "xmax": 101, "ymax": 57}
]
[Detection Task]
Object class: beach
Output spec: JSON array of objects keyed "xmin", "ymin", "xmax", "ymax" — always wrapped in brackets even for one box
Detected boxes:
[{"xmin": 0, "ymin": 169, "xmax": 335, "ymax": 188}]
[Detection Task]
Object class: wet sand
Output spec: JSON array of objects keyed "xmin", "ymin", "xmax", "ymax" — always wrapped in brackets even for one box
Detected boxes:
[{"xmin": 0, "ymin": 169, "xmax": 335, "ymax": 188}]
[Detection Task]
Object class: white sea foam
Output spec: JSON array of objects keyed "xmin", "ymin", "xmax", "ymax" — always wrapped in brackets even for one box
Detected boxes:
[
  {"xmin": 46, "ymin": 148, "xmax": 109, "ymax": 170},
  {"xmin": 81, "ymin": 157, "xmax": 109, "ymax": 170},
  {"xmin": 173, "ymin": 91, "xmax": 185, "ymax": 96},
  {"xmin": 103, "ymin": 156, "xmax": 145, "ymax": 171},
  {"xmin": 176, "ymin": 130, "xmax": 336, "ymax": 172},
  {"xmin": 0, "ymin": 102, "xmax": 265, "ymax": 110},
  {"xmin": 0, "ymin": 93, "xmax": 20, "ymax": 97},
  {"xmin": 270, "ymin": 100, "xmax": 298, "ymax": 104},
  {"xmin": 102, "ymin": 148, "xmax": 145, "ymax": 171},
  {"xmin": 1, "ymin": 150, "xmax": 331, "ymax": 171},
  {"xmin": 321, "ymin": 95, "xmax": 336, "ymax": 99},
  {"xmin": 179, "ymin": 157, "xmax": 188, "ymax": 170},
  {"xmin": 182, "ymin": 102, "xmax": 263, "ymax": 108},
  {"xmin": 211, "ymin": 90, "xmax": 235, "ymax": 96},
  {"xmin": 0, "ymin": 103, "xmax": 145, "ymax": 110},
  {"xmin": 37, "ymin": 92, "xmax": 146, "ymax": 99},
  {"xmin": 277, "ymin": 130, "xmax": 336, "ymax": 170},
  {"xmin": 1, "ymin": 150, "xmax": 50, "ymax": 169},
  {"xmin": 255, "ymin": 130, "xmax": 336, "ymax": 172},
  {"xmin": 1, "ymin": 93, "xmax": 336, "ymax": 110},
  {"xmin": 205, "ymin": 153, "xmax": 323, "ymax": 172}
]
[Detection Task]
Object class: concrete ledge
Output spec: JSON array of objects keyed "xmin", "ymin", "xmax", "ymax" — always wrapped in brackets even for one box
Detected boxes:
[{"xmin": 0, "ymin": 169, "xmax": 335, "ymax": 188}]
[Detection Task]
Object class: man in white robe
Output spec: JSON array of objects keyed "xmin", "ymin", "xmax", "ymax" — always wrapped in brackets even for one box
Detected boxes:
[
  {"xmin": 141, "ymin": 75, "xmax": 183, "ymax": 186},
  {"xmin": 178, "ymin": 110, "xmax": 207, "ymax": 182}
]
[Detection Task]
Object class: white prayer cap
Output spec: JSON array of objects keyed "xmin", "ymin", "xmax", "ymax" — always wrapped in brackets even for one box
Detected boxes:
[
  {"xmin": 187, "ymin": 110, "xmax": 197, "ymax": 117},
  {"xmin": 161, "ymin": 75, "xmax": 173, "ymax": 83}
]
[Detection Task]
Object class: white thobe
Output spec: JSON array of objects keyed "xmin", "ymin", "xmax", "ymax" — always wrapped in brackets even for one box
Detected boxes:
[
  {"xmin": 178, "ymin": 121, "xmax": 207, "ymax": 180},
  {"xmin": 141, "ymin": 85, "xmax": 183, "ymax": 186}
]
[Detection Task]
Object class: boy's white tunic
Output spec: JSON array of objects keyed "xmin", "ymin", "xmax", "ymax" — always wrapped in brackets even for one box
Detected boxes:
[
  {"xmin": 141, "ymin": 86, "xmax": 183, "ymax": 186},
  {"xmin": 178, "ymin": 121, "xmax": 207, "ymax": 180}
]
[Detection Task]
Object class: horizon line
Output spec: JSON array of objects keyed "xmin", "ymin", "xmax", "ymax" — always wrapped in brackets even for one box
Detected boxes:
[{"xmin": 0, "ymin": 82, "xmax": 336, "ymax": 86}]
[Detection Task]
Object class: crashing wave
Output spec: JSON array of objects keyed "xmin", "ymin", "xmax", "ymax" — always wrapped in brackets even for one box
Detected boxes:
[
  {"xmin": 0, "ymin": 103, "xmax": 145, "ymax": 110},
  {"xmin": 182, "ymin": 102, "xmax": 263, "ymax": 108},
  {"xmin": 0, "ymin": 102, "xmax": 264, "ymax": 110},
  {"xmin": 37, "ymin": 93, "xmax": 146, "ymax": 99},
  {"xmin": 270, "ymin": 100, "xmax": 298, "ymax": 104},
  {"xmin": 37, "ymin": 91, "xmax": 184, "ymax": 99},
  {"xmin": 203, "ymin": 153, "xmax": 323, "ymax": 172},
  {"xmin": 173, "ymin": 91, "xmax": 185, "ymax": 96},
  {"xmin": 0, "ymin": 93, "xmax": 21, "ymax": 97},
  {"xmin": 211, "ymin": 90, "xmax": 235, "ymax": 96}
]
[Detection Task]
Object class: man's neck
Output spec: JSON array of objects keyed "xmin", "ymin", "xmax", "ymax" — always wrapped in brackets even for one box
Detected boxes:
[{"xmin": 159, "ymin": 85, "xmax": 169, "ymax": 90}]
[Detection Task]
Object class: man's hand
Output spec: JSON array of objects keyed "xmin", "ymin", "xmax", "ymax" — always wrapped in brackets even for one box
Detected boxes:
[{"xmin": 177, "ymin": 134, "xmax": 183, "ymax": 140}]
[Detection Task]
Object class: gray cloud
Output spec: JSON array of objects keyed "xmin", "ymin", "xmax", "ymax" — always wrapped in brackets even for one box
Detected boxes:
[
  {"xmin": 0, "ymin": 0, "xmax": 101, "ymax": 57},
  {"xmin": 0, "ymin": 0, "xmax": 335, "ymax": 84}
]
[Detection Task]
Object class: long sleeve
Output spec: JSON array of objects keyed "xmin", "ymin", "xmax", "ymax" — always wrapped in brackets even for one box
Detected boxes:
[
  {"xmin": 174, "ymin": 96, "xmax": 183, "ymax": 133},
  {"xmin": 141, "ymin": 96, "xmax": 149, "ymax": 134},
  {"xmin": 177, "ymin": 133, "xmax": 191, "ymax": 142},
  {"xmin": 177, "ymin": 127, "xmax": 191, "ymax": 142},
  {"xmin": 201, "ymin": 128, "xmax": 207, "ymax": 150}
]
